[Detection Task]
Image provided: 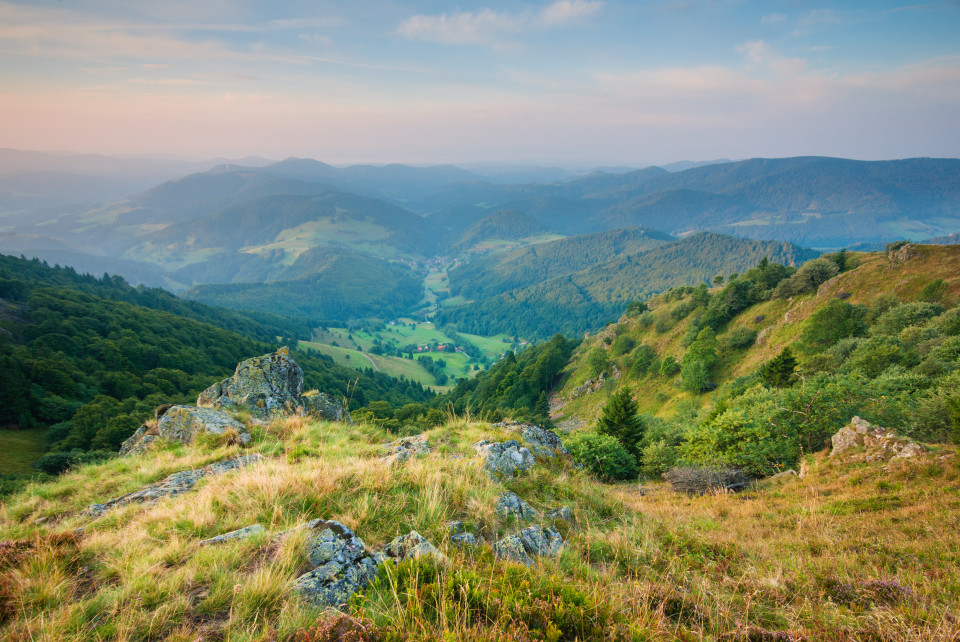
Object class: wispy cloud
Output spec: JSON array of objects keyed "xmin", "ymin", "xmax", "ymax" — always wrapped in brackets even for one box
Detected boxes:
[
  {"xmin": 761, "ymin": 13, "xmax": 786, "ymax": 24},
  {"xmin": 397, "ymin": 1, "xmax": 604, "ymax": 46},
  {"xmin": 738, "ymin": 40, "xmax": 807, "ymax": 75}
]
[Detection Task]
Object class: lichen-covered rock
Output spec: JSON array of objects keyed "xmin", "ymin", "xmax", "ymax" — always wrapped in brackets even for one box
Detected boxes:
[
  {"xmin": 497, "ymin": 422, "xmax": 569, "ymax": 459},
  {"xmin": 198, "ymin": 347, "xmax": 305, "ymax": 419},
  {"xmin": 495, "ymin": 492, "xmax": 538, "ymax": 521},
  {"xmin": 382, "ymin": 531, "xmax": 446, "ymax": 562},
  {"xmin": 302, "ymin": 390, "xmax": 351, "ymax": 422},
  {"xmin": 830, "ymin": 416, "xmax": 926, "ymax": 461},
  {"xmin": 200, "ymin": 524, "xmax": 265, "ymax": 546},
  {"xmin": 382, "ymin": 435, "xmax": 430, "ymax": 467},
  {"xmin": 83, "ymin": 454, "xmax": 262, "ymax": 517},
  {"xmin": 156, "ymin": 405, "xmax": 250, "ymax": 446},
  {"xmin": 119, "ymin": 423, "xmax": 159, "ymax": 456},
  {"xmin": 475, "ymin": 439, "xmax": 535, "ymax": 478},
  {"xmin": 546, "ymin": 506, "xmax": 572, "ymax": 522},
  {"xmin": 493, "ymin": 536, "xmax": 534, "ymax": 566},
  {"xmin": 451, "ymin": 532, "xmax": 482, "ymax": 547},
  {"xmin": 519, "ymin": 526, "xmax": 564, "ymax": 558},
  {"xmin": 293, "ymin": 520, "xmax": 382, "ymax": 610}
]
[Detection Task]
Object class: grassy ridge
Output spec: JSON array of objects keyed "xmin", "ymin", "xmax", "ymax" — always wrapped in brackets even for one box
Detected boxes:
[{"xmin": 0, "ymin": 416, "xmax": 957, "ymax": 640}]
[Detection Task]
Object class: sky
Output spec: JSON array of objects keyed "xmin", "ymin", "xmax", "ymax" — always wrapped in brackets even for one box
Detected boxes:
[{"xmin": 1, "ymin": 0, "xmax": 959, "ymax": 165}]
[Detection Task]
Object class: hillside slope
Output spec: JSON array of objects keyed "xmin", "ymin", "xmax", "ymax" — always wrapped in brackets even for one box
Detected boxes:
[
  {"xmin": 549, "ymin": 243, "xmax": 960, "ymax": 477},
  {"xmin": 439, "ymin": 232, "xmax": 817, "ymax": 339},
  {"xmin": 1, "ymin": 411, "xmax": 956, "ymax": 640}
]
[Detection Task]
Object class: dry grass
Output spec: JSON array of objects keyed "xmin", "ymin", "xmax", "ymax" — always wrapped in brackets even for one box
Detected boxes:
[{"xmin": 0, "ymin": 414, "xmax": 958, "ymax": 640}]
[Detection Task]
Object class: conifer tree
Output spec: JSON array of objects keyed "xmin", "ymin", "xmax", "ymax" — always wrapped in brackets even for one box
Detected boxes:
[
  {"xmin": 759, "ymin": 346, "xmax": 798, "ymax": 388},
  {"xmin": 597, "ymin": 387, "xmax": 645, "ymax": 460}
]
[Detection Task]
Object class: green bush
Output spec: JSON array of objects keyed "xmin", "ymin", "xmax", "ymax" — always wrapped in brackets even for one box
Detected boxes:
[
  {"xmin": 872, "ymin": 302, "xmax": 945, "ymax": 336},
  {"xmin": 610, "ymin": 335, "xmax": 636, "ymax": 357},
  {"xmin": 723, "ymin": 327, "xmax": 758, "ymax": 350},
  {"xmin": 565, "ymin": 432, "xmax": 638, "ymax": 481},
  {"xmin": 641, "ymin": 440, "xmax": 678, "ymax": 477},
  {"xmin": 800, "ymin": 299, "xmax": 868, "ymax": 352},
  {"xmin": 659, "ymin": 356, "xmax": 680, "ymax": 377}
]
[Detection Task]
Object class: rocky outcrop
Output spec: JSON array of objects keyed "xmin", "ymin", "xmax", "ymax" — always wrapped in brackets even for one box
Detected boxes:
[
  {"xmin": 201, "ymin": 524, "xmax": 265, "ymax": 546},
  {"xmin": 494, "ymin": 526, "xmax": 564, "ymax": 566},
  {"xmin": 302, "ymin": 390, "xmax": 351, "ymax": 422},
  {"xmin": 475, "ymin": 439, "xmax": 535, "ymax": 478},
  {"xmin": 499, "ymin": 422, "xmax": 568, "ymax": 459},
  {"xmin": 830, "ymin": 416, "xmax": 926, "ymax": 462},
  {"xmin": 382, "ymin": 435, "xmax": 430, "ymax": 467},
  {"xmin": 121, "ymin": 405, "xmax": 250, "ymax": 455},
  {"xmin": 292, "ymin": 520, "xmax": 383, "ymax": 610},
  {"xmin": 83, "ymin": 454, "xmax": 262, "ymax": 518},
  {"xmin": 570, "ymin": 374, "xmax": 604, "ymax": 398},
  {"xmin": 382, "ymin": 531, "xmax": 445, "ymax": 563},
  {"xmin": 198, "ymin": 348, "xmax": 305, "ymax": 419},
  {"xmin": 198, "ymin": 347, "xmax": 349, "ymax": 422},
  {"xmin": 495, "ymin": 491, "xmax": 538, "ymax": 521}
]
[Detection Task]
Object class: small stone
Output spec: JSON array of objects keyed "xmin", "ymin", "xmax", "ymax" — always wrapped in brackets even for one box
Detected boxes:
[
  {"xmin": 382, "ymin": 435, "xmax": 430, "ymax": 467},
  {"xmin": 292, "ymin": 520, "xmax": 381, "ymax": 610},
  {"xmin": 200, "ymin": 524, "xmax": 265, "ymax": 546},
  {"xmin": 382, "ymin": 531, "xmax": 446, "ymax": 563},
  {"xmin": 451, "ymin": 532, "xmax": 482, "ymax": 547},
  {"xmin": 546, "ymin": 506, "xmax": 572, "ymax": 522}
]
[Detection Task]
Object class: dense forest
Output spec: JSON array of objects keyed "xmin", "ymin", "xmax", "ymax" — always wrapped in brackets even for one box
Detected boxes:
[{"xmin": 0, "ymin": 255, "xmax": 433, "ymax": 475}]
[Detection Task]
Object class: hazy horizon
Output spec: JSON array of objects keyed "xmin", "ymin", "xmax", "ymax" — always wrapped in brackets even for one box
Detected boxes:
[{"xmin": 2, "ymin": 1, "xmax": 959, "ymax": 164}]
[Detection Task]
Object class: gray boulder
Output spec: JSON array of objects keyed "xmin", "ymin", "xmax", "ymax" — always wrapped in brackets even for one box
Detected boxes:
[
  {"xmin": 493, "ymin": 536, "xmax": 534, "ymax": 566},
  {"xmin": 201, "ymin": 524, "xmax": 265, "ymax": 546},
  {"xmin": 546, "ymin": 506, "xmax": 572, "ymax": 522},
  {"xmin": 83, "ymin": 454, "xmax": 262, "ymax": 517},
  {"xmin": 498, "ymin": 422, "xmax": 569, "ymax": 458},
  {"xmin": 198, "ymin": 347, "xmax": 305, "ymax": 420},
  {"xmin": 293, "ymin": 520, "xmax": 382, "ymax": 610},
  {"xmin": 119, "ymin": 423, "xmax": 159, "ymax": 456},
  {"xmin": 475, "ymin": 439, "xmax": 535, "ymax": 478},
  {"xmin": 160, "ymin": 405, "xmax": 249, "ymax": 445},
  {"xmin": 382, "ymin": 531, "xmax": 446, "ymax": 562},
  {"xmin": 519, "ymin": 526, "xmax": 564, "ymax": 558},
  {"xmin": 494, "ymin": 526, "xmax": 564, "ymax": 565},
  {"xmin": 495, "ymin": 492, "xmax": 538, "ymax": 521},
  {"xmin": 302, "ymin": 391, "xmax": 351, "ymax": 422}
]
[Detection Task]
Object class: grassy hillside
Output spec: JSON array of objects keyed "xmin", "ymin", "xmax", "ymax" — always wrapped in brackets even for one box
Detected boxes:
[
  {"xmin": 0, "ymin": 414, "xmax": 957, "ymax": 640},
  {"xmin": 551, "ymin": 243, "xmax": 960, "ymax": 476}
]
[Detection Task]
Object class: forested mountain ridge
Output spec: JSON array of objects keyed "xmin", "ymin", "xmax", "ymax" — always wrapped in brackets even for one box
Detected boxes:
[
  {"xmin": 439, "ymin": 232, "xmax": 818, "ymax": 339},
  {"xmin": 0, "ymin": 254, "xmax": 433, "ymax": 478},
  {"xmin": 448, "ymin": 226, "xmax": 675, "ymax": 300}
]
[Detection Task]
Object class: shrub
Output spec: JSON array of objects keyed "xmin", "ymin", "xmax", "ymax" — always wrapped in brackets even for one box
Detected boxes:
[
  {"xmin": 872, "ymin": 302, "xmax": 945, "ymax": 336},
  {"xmin": 658, "ymin": 356, "xmax": 680, "ymax": 377},
  {"xmin": 800, "ymin": 299, "xmax": 867, "ymax": 352},
  {"xmin": 565, "ymin": 432, "xmax": 638, "ymax": 481},
  {"xmin": 641, "ymin": 440, "xmax": 678, "ymax": 477},
  {"xmin": 723, "ymin": 327, "xmax": 757, "ymax": 350},
  {"xmin": 33, "ymin": 449, "xmax": 112, "ymax": 475},
  {"xmin": 920, "ymin": 278, "xmax": 949, "ymax": 303},
  {"xmin": 610, "ymin": 335, "xmax": 636, "ymax": 357}
]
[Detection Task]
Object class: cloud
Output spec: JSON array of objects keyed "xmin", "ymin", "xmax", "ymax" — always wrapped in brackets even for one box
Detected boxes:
[
  {"xmin": 397, "ymin": 1, "xmax": 604, "ymax": 45},
  {"xmin": 737, "ymin": 40, "xmax": 807, "ymax": 75},
  {"xmin": 761, "ymin": 13, "xmax": 786, "ymax": 24}
]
